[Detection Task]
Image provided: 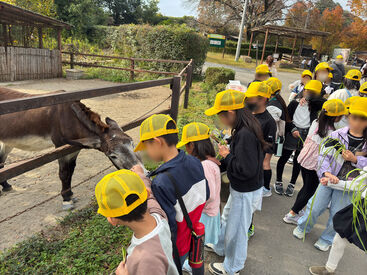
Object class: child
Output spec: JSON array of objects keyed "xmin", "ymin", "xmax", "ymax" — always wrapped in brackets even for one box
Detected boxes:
[
  {"xmin": 283, "ymin": 99, "xmax": 346, "ymax": 224},
  {"xmin": 329, "ymin": 69, "xmax": 362, "ymax": 102},
  {"xmin": 134, "ymin": 114, "xmax": 209, "ymax": 274},
  {"xmin": 293, "ymin": 97, "xmax": 367, "ymax": 252},
  {"xmin": 288, "ymin": 70, "xmax": 313, "ymax": 102},
  {"xmin": 248, "ymin": 64, "xmax": 271, "ymax": 87},
  {"xmin": 275, "ymin": 80, "xmax": 326, "ymax": 197},
  {"xmin": 177, "ymin": 122, "xmax": 221, "ymax": 274},
  {"xmin": 266, "ymin": 77, "xmax": 291, "ymax": 146},
  {"xmin": 95, "ymin": 169, "xmax": 179, "ymax": 275},
  {"xmin": 205, "ymin": 89, "xmax": 265, "ymax": 275},
  {"xmin": 359, "ymin": 82, "xmax": 367, "ymax": 97},
  {"xmin": 245, "ymin": 81, "xmax": 277, "ymax": 197},
  {"xmin": 324, "ymin": 72, "xmax": 334, "ymax": 96},
  {"xmin": 265, "ymin": 55, "xmax": 277, "ymax": 77}
]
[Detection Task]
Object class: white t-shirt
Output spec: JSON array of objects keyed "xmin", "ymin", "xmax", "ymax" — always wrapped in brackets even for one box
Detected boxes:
[
  {"xmin": 293, "ymin": 103, "xmax": 311, "ymax": 129},
  {"xmin": 328, "ymin": 88, "xmax": 359, "ymax": 102}
]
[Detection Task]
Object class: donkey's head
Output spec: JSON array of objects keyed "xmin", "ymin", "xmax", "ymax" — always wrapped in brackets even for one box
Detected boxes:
[{"xmin": 69, "ymin": 103, "xmax": 141, "ymax": 170}]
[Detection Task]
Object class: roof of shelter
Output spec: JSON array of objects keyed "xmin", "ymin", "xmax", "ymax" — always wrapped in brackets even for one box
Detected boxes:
[
  {"xmin": 0, "ymin": 1, "xmax": 71, "ymax": 29},
  {"xmin": 250, "ymin": 25, "xmax": 330, "ymax": 39}
]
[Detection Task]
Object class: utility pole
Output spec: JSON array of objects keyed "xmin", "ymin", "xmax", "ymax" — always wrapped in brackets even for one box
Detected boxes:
[{"xmin": 235, "ymin": 0, "xmax": 249, "ymax": 62}]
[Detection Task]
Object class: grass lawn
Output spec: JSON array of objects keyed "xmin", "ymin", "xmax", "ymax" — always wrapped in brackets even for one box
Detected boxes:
[
  {"xmin": 206, "ymin": 52, "xmax": 304, "ymax": 74},
  {"xmin": 0, "ymin": 81, "xmax": 218, "ymax": 275}
]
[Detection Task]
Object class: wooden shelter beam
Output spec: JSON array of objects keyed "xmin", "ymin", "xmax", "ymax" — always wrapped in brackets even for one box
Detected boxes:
[
  {"xmin": 38, "ymin": 27, "xmax": 43, "ymax": 49},
  {"xmin": 261, "ymin": 28, "xmax": 269, "ymax": 63},
  {"xmin": 275, "ymin": 35, "xmax": 279, "ymax": 53},
  {"xmin": 291, "ymin": 35, "xmax": 297, "ymax": 62},
  {"xmin": 248, "ymin": 31, "xmax": 254, "ymax": 56}
]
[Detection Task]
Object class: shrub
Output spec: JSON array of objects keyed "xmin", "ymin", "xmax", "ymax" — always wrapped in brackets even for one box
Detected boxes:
[
  {"xmin": 92, "ymin": 24, "xmax": 209, "ymax": 73},
  {"xmin": 205, "ymin": 67, "xmax": 235, "ymax": 87}
]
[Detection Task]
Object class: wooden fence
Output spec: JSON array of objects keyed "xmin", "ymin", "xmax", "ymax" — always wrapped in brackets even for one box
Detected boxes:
[
  {"xmin": 0, "ymin": 72, "xmax": 193, "ymax": 183},
  {"xmin": 0, "ymin": 46, "xmax": 62, "ymax": 81}
]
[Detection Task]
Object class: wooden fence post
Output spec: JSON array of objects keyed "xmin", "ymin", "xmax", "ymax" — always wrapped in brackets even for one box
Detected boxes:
[
  {"xmin": 38, "ymin": 27, "xmax": 43, "ymax": 49},
  {"xmin": 170, "ymin": 76, "xmax": 181, "ymax": 121},
  {"xmin": 70, "ymin": 52, "xmax": 74, "ymax": 69},
  {"xmin": 184, "ymin": 63, "xmax": 193, "ymax": 109},
  {"xmin": 130, "ymin": 59, "xmax": 135, "ymax": 81}
]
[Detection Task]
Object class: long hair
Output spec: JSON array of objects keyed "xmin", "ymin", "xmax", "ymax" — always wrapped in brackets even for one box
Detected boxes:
[
  {"xmin": 266, "ymin": 55, "xmax": 274, "ymax": 67},
  {"xmin": 274, "ymin": 93, "xmax": 291, "ymax": 123},
  {"xmin": 344, "ymin": 78, "xmax": 360, "ymax": 91},
  {"xmin": 317, "ymin": 110, "xmax": 337, "ymax": 138},
  {"xmin": 228, "ymin": 108, "xmax": 269, "ymax": 151},
  {"xmin": 190, "ymin": 139, "xmax": 216, "ymax": 161}
]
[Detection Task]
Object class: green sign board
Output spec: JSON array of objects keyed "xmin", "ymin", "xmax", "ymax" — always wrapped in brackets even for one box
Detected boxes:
[{"xmin": 208, "ymin": 34, "xmax": 226, "ymax": 48}]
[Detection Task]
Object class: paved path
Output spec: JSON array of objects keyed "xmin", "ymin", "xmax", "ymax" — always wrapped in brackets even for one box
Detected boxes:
[{"xmin": 201, "ymin": 63, "xmax": 367, "ymax": 275}]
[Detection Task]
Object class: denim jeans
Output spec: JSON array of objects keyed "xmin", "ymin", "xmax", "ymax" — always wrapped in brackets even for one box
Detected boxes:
[
  {"xmin": 297, "ymin": 184, "xmax": 352, "ymax": 245},
  {"xmin": 214, "ymin": 187, "xmax": 262, "ymax": 275}
]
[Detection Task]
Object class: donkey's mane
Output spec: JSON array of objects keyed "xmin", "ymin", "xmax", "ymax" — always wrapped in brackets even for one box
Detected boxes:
[{"xmin": 75, "ymin": 102, "xmax": 110, "ymax": 133}]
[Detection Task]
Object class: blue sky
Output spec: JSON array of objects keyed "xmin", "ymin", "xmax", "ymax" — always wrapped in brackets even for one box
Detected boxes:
[{"xmin": 158, "ymin": 0, "xmax": 350, "ymax": 17}]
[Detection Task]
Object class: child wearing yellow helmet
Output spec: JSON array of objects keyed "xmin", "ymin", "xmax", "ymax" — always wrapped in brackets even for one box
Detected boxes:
[
  {"xmin": 275, "ymin": 80, "xmax": 326, "ymax": 197},
  {"xmin": 177, "ymin": 122, "xmax": 221, "ymax": 274},
  {"xmin": 359, "ymin": 82, "xmax": 367, "ymax": 97},
  {"xmin": 205, "ymin": 89, "xmax": 266, "ymax": 275},
  {"xmin": 288, "ymin": 70, "xmax": 313, "ymax": 102},
  {"xmin": 248, "ymin": 64, "xmax": 271, "ymax": 87},
  {"xmin": 245, "ymin": 81, "xmax": 277, "ymax": 197},
  {"xmin": 330, "ymin": 55, "xmax": 345, "ymax": 90},
  {"xmin": 95, "ymin": 170, "xmax": 179, "ymax": 275},
  {"xmin": 329, "ymin": 69, "xmax": 362, "ymax": 102},
  {"xmin": 314, "ymin": 62, "xmax": 333, "ymax": 84},
  {"xmin": 283, "ymin": 99, "xmax": 346, "ymax": 225}
]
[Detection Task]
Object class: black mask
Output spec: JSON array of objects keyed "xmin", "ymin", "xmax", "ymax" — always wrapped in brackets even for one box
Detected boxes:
[{"xmin": 245, "ymin": 102, "xmax": 258, "ymax": 112}]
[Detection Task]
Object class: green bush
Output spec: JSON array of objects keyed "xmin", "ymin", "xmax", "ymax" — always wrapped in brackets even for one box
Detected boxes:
[
  {"xmin": 92, "ymin": 24, "xmax": 209, "ymax": 73},
  {"xmin": 205, "ymin": 67, "xmax": 235, "ymax": 87}
]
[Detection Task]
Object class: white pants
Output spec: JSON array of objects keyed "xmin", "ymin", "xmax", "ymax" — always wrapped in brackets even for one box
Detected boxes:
[{"xmin": 326, "ymin": 233, "xmax": 348, "ymax": 271}]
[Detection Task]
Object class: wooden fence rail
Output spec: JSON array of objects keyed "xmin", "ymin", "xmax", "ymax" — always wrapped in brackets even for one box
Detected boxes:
[{"xmin": 0, "ymin": 75, "xmax": 182, "ymax": 183}]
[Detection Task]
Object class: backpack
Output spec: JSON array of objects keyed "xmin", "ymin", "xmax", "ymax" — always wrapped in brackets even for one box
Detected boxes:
[{"xmin": 297, "ymin": 127, "xmax": 319, "ymax": 170}]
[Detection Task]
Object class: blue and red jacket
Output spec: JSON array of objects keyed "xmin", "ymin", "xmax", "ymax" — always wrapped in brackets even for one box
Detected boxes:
[{"xmin": 149, "ymin": 150, "xmax": 209, "ymax": 256}]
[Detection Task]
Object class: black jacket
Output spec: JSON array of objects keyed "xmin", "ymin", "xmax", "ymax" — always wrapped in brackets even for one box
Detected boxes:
[
  {"xmin": 220, "ymin": 127, "xmax": 263, "ymax": 193},
  {"xmin": 331, "ymin": 63, "xmax": 345, "ymax": 84},
  {"xmin": 286, "ymin": 96, "xmax": 326, "ymax": 133}
]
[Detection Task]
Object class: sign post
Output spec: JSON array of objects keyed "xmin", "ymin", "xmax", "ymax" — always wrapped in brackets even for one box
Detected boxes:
[{"xmin": 208, "ymin": 34, "xmax": 226, "ymax": 59}]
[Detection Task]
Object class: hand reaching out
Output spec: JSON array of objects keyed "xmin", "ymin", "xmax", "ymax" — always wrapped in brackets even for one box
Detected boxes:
[{"xmin": 218, "ymin": 144, "xmax": 230, "ymax": 158}]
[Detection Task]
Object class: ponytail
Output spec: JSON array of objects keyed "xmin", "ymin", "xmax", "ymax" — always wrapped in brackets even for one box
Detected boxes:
[{"xmin": 274, "ymin": 93, "xmax": 291, "ymax": 123}]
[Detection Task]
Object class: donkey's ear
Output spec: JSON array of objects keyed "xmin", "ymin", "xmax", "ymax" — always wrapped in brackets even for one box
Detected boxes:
[
  {"xmin": 67, "ymin": 137, "xmax": 101, "ymax": 149},
  {"xmin": 71, "ymin": 103, "xmax": 103, "ymax": 135},
  {"xmin": 105, "ymin": 117, "xmax": 121, "ymax": 129}
]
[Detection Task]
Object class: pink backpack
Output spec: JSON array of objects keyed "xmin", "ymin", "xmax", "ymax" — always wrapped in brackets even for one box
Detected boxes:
[{"xmin": 297, "ymin": 128, "xmax": 319, "ymax": 171}]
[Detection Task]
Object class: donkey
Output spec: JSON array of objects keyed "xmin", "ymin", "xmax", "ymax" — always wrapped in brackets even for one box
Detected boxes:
[{"xmin": 0, "ymin": 87, "xmax": 142, "ymax": 210}]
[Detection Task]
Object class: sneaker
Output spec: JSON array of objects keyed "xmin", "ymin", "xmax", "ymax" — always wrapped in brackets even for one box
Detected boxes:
[
  {"xmin": 284, "ymin": 183, "xmax": 295, "ymax": 197},
  {"xmin": 287, "ymin": 153, "xmax": 294, "ymax": 164},
  {"xmin": 182, "ymin": 259, "xmax": 192, "ymax": 274},
  {"xmin": 248, "ymin": 224, "xmax": 255, "ymax": 238},
  {"xmin": 293, "ymin": 226, "xmax": 304, "ymax": 240},
  {"xmin": 204, "ymin": 243, "xmax": 215, "ymax": 253},
  {"xmin": 274, "ymin": 181, "xmax": 283, "ymax": 195},
  {"xmin": 1, "ymin": 181, "xmax": 12, "ymax": 192},
  {"xmin": 208, "ymin": 263, "xmax": 239, "ymax": 275},
  {"xmin": 283, "ymin": 212, "xmax": 300, "ymax": 225},
  {"xmin": 309, "ymin": 266, "xmax": 335, "ymax": 275},
  {"xmin": 262, "ymin": 187, "xmax": 272, "ymax": 197},
  {"xmin": 314, "ymin": 239, "xmax": 331, "ymax": 252}
]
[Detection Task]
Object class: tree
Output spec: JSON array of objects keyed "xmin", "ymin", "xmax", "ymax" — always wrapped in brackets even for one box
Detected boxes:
[
  {"xmin": 2, "ymin": 0, "xmax": 55, "ymax": 16},
  {"xmin": 341, "ymin": 17, "xmax": 367, "ymax": 51},
  {"xmin": 314, "ymin": 0, "xmax": 337, "ymax": 13},
  {"xmin": 187, "ymin": 0, "xmax": 290, "ymax": 38},
  {"xmin": 99, "ymin": 0, "xmax": 160, "ymax": 25},
  {"xmin": 348, "ymin": 0, "xmax": 367, "ymax": 17}
]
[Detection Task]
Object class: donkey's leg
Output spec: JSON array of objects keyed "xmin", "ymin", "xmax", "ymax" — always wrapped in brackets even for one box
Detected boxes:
[
  {"xmin": 0, "ymin": 142, "xmax": 13, "ymax": 192},
  {"xmin": 58, "ymin": 151, "xmax": 80, "ymax": 210}
]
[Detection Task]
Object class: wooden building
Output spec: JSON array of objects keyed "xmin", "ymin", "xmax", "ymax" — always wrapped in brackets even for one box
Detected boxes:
[{"xmin": 0, "ymin": 1, "xmax": 70, "ymax": 81}]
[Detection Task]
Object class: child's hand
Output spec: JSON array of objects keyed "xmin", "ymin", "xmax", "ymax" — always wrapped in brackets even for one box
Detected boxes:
[
  {"xmin": 299, "ymin": 98, "xmax": 307, "ymax": 106},
  {"xmin": 292, "ymin": 131, "xmax": 300, "ymax": 139},
  {"xmin": 116, "ymin": 261, "xmax": 129, "ymax": 275},
  {"xmin": 324, "ymin": 172, "xmax": 339, "ymax": 184},
  {"xmin": 342, "ymin": 150, "xmax": 357, "ymax": 164},
  {"xmin": 131, "ymin": 165, "xmax": 144, "ymax": 175},
  {"xmin": 320, "ymin": 177, "xmax": 329, "ymax": 186},
  {"xmin": 218, "ymin": 144, "xmax": 230, "ymax": 158}
]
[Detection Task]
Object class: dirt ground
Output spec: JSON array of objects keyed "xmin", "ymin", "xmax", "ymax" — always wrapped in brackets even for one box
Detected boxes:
[{"xmin": 0, "ymin": 78, "xmax": 172, "ymax": 251}]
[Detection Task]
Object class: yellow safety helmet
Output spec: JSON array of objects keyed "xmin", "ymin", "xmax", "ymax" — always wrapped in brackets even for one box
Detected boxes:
[
  {"xmin": 304, "ymin": 80, "xmax": 323, "ymax": 94},
  {"xmin": 95, "ymin": 170, "xmax": 148, "ymax": 218},
  {"xmin": 344, "ymin": 96, "xmax": 359, "ymax": 109},
  {"xmin": 245, "ymin": 81, "xmax": 272, "ymax": 98},
  {"xmin": 349, "ymin": 97, "xmax": 367, "ymax": 118},
  {"xmin": 322, "ymin": 99, "xmax": 348, "ymax": 116},
  {"xmin": 328, "ymin": 72, "xmax": 333, "ymax": 79},
  {"xmin": 315, "ymin": 62, "xmax": 333, "ymax": 72},
  {"xmin": 265, "ymin": 77, "xmax": 282, "ymax": 95},
  {"xmin": 205, "ymin": 90, "xmax": 245, "ymax": 116},
  {"xmin": 345, "ymin": 69, "xmax": 362, "ymax": 81},
  {"xmin": 336, "ymin": 55, "xmax": 343, "ymax": 59},
  {"xmin": 177, "ymin": 122, "xmax": 210, "ymax": 148},
  {"xmin": 302, "ymin": 70, "xmax": 313, "ymax": 78},
  {"xmin": 360, "ymin": 82, "xmax": 367, "ymax": 95},
  {"xmin": 134, "ymin": 114, "xmax": 178, "ymax": 152},
  {"xmin": 255, "ymin": 64, "xmax": 271, "ymax": 75}
]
